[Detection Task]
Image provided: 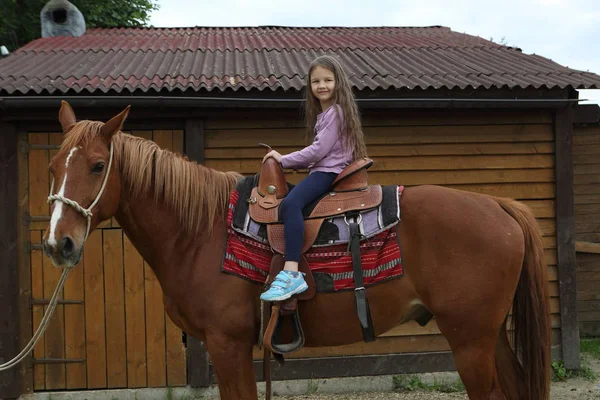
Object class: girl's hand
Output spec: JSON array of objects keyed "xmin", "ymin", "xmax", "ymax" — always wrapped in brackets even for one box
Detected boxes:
[{"xmin": 262, "ymin": 150, "xmax": 282, "ymax": 163}]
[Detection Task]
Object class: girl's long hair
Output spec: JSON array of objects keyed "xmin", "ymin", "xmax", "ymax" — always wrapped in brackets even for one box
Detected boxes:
[{"xmin": 304, "ymin": 55, "xmax": 368, "ymax": 160}]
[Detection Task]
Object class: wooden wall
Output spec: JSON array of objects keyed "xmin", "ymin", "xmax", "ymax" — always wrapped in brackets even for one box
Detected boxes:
[
  {"xmin": 202, "ymin": 109, "xmax": 561, "ymax": 361},
  {"xmin": 573, "ymin": 124, "xmax": 600, "ymax": 337},
  {"xmin": 22, "ymin": 130, "xmax": 186, "ymax": 391}
]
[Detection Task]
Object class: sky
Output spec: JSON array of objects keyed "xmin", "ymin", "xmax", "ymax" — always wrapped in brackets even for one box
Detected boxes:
[{"xmin": 149, "ymin": 0, "xmax": 600, "ymax": 105}]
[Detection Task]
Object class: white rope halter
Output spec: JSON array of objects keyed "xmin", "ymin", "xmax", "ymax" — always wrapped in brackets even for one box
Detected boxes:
[{"xmin": 47, "ymin": 141, "xmax": 114, "ymax": 241}]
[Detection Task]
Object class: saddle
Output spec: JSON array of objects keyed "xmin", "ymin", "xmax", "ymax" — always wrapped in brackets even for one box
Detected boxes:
[{"xmin": 253, "ymin": 144, "xmax": 380, "ymax": 397}]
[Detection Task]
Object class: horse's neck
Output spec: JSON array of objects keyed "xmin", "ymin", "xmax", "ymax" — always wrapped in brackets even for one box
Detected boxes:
[{"xmin": 114, "ymin": 191, "xmax": 217, "ymax": 287}]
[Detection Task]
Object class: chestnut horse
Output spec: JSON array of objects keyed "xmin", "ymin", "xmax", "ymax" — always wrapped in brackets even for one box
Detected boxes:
[{"xmin": 42, "ymin": 102, "xmax": 551, "ymax": 400}]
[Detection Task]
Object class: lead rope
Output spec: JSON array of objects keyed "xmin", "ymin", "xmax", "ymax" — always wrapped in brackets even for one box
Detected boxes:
[{"xmin": 0, "ymin": 142, "xmax": 114, "ymax": 371}]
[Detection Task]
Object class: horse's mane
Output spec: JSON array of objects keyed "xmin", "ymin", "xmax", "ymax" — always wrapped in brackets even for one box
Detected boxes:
[{"xmin": 61, "ymin": 120, "xmax": 241, "ymax": 234}]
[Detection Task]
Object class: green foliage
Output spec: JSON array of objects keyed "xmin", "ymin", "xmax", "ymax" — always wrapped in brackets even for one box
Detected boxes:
[
  {"xmin": 393, "ymin": 374, "xmax": 465, "ymax": 393},
  {"xmin": 552, "ymin": 359, "xmax": 597, "ymax": 382},
  {"xmin": 551, "ymin": 360, "xmax": 568, "ymax": 381},
  {"xmin": 581, "ymin": 338, "xmax": 600, "ymax": 360},
  {"xmin": 0, "ymin": 0, "xmax": 160, "ymax": 51},
  {"xmin": 305, "ymin": 379, "xmax": 319, "ymax": 395}
]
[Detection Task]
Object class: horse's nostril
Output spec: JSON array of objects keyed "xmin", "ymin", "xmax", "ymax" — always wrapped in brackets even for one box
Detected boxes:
[{"xmin": 60, "ymin": 236, "xmax": 75, "ymax": 257}]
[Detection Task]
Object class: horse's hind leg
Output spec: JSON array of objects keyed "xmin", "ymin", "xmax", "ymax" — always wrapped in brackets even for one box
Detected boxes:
[
  {"xmin": 493, "ymin": 319, "xmax": 523, "ymax": 400},
  {"xmin": 205, "ymin": 331, "xmax": 258, "ymax": 400},
  {"xmin": 438, "ymin": 321, "xmax": 506, "ymax": 400}
]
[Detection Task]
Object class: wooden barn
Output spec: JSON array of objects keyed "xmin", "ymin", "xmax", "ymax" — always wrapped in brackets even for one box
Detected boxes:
[
  {"xmin": 574, "ymin": 104, "xmax": 600, "ymax": 337},
  {"xmin": 1, "ymin": 24, "xmax": 600, "ymax": 399}
]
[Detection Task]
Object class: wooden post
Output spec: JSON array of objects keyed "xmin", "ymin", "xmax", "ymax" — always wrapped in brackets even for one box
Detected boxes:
[
  {"xmin": 555, "ymin": 106, "xmax": 580, "ymax": 369},
  {"xmin": 183, "ymin": 119, "xmax": 211, "ymax": 386},
  {"xmin": 0, "ymin": 123, "xmax": 21, "ymax": 399}
]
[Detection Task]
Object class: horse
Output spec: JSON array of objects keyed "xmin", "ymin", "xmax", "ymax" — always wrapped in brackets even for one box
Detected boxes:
[{"xmin": 42, "ymin": 101, "xmax": 551, "ymax": 400}]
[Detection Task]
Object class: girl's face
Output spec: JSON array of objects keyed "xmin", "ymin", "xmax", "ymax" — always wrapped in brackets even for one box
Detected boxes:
[{"xmin": 310, "ymin": 66, "xmax": 336, "ymax": 109}]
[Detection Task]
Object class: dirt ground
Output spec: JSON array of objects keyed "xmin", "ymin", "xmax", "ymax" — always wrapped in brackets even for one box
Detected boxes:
[{"xmin": 273, "ymin": 358, "xmax": 600, "ymax": 400}]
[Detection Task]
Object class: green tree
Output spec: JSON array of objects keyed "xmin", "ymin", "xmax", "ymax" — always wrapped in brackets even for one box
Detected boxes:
[{"xmin": 0, "ymin": 0, "xmax": 160, "ymax": 51}]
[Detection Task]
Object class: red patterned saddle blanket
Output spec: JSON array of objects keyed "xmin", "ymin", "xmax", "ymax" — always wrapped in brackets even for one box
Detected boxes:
[{"xmin": 220, "ymin": 176, "xmax": 404, "ymax": 292}]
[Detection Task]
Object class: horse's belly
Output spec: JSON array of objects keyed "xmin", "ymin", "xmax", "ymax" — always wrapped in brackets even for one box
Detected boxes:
[{"xmin": 298, "ymin": 276, "xmax": 421, "ymax": 347}]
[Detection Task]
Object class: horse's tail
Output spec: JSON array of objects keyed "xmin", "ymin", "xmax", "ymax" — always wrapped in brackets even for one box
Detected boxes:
[{"xmin": 497, "ymin": 198, "xmax": 551, "ymax": 400}]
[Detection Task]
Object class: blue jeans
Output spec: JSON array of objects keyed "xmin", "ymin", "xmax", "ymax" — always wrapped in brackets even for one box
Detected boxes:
[{"xmin": 280, "ymin": 172, "xmax": 338, "ymax": 262}]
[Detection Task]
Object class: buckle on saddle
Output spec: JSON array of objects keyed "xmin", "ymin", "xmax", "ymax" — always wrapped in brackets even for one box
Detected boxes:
[{"xmin": 344, "ymin": 213, "xmax": 363, "ymax": 226}]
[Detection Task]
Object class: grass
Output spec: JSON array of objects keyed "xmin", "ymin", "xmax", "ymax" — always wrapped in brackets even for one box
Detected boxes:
[
  {"xmin": 393, "ymin": 374, "xmax": 465, "ymax": 393},
  {"xmin": 581, "ymin": 338, "xmax": 600, "ymax": 360},
  {"xmin": 551, "ymin": 338, "xmax": 600, "ymax": 382}
]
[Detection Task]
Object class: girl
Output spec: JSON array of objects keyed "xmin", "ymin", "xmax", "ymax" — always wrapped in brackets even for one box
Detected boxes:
[{"xmin": 260, "ymin": 55, "xmax": 368, "ymax": 302}]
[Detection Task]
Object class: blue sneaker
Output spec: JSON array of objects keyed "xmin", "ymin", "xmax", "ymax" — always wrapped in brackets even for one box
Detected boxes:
[{"xmin": 260, "ymin": 270, "xmax": 308, "ymax": 302}]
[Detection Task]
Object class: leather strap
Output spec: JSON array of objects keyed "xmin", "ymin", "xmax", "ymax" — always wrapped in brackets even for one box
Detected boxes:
[
  {"xmin": 263, "ymin": 302, "xmax": 272, "ymax": 400},
  {"xmin": 347, "ymin": 212, "xmax": 375, "ymax": 342}
]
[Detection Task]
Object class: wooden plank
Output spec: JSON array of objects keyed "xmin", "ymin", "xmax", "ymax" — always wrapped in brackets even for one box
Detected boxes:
[
  {"xmin": 204, "ymin": 124, "xmax": 553, "ymax": 148},
  {"xmin": 576, "ymin": 300, "xmax": 600, "ymax": 312},
  {"xmin": 574, "ymin": 164, "xmax": 600, "ymax": 175},
  {"xmin": 185, "ymin": 120, "xmax": 204, "ymax": 164},
  {"xmin": 205, "ymin": 154, "xmax": 554, "ymax": 174},
  {"xmin": 83, "ymin": 230, "xmax": 107, "ymax": 388},
  {"xmin": 123, "ymin": 235, "xmax": 147, "ymax": 388},
  {"xmin": 577, "ymin": 291, "xmax": 600, "ymax": 301},
  {"xmin": 575, "ymin": 194, "xmax": 600, "ymax": 205},
  {"xmin": 576, "ymin": 219, "xmax": 600, "ymax": 234},
  {"xmin": 580, "ymin": 322, "xmax": 600, "ymax": 337},
  {"xmin": 30, "ymin": 231, "xmax": 45, "ymax": 391},
  {"xmin": 544, "ymin": 236, "xmax": 557, "ymax": 249},
  {"xmin": 165, "ymin": 316, "xmax": 186, "ymax": 386},
  {"xmin": 0, "ymin": 123, "xmax": 19, "ymax": 396},
  {"xmin": 145, "ymin": 262, "xmax": 166, "ymax": 387},
  {"xmin": 574, "ymin": 174, "xmax": 600, "ymax": 185},
  {"xmin": 28, "ymin": 133, "xmax": 49, "ymax": 226},
  {"xmin": 578, "ymin": 233, "xmax": 600, "ymax": 242},
  {"xmin": 173, "ymin": 129, "xmax": 184, "ymax": 154},
  {"xmin": 574, "ymin": 154, "xmax": 600, "ymax": 164},
  {"xmin": 205, "ymin": 110, "xmax": 553, "ymax": 129},
  {"xmin": 133, "ymin": 130, "xmax": 153, "ymax": 140},
  {"xmin": 42, "ymin": 240, "xmax": 66, "ymax": 389},
  {"xmin": 573, "ymin": 133, "xmax": 600, "ymax": 145},
  {"xmin": 18, "ymin": 131, "xmax": 34, "ymax": 396},
  {"xmin": 574, "ymin": 184, "xmax": 600, "ymax": 195},
  {"xmin": 63, "ymin": 261, "xmax": 86, "ymax": 388},
  {"xmin": 575, "ymin": 204, "xmax": 600, "ymax": 215},
  {"xmin": 573, "ymin": 144, "xmax": 600, "ymax": 155},
  {"xmin": 205, "ymin": 142, "xmax": 555, "ymax": 159},
  {"xmin": 555, "ymin": 106, "xmax": 580, "ymax": 369},
  {"xmin": 103, "ymin": 229, "xmax": 127, "ymax": 388},
  {"xmin": 521, "ymin": 200, "xmax": 556, "ymax": 219}
]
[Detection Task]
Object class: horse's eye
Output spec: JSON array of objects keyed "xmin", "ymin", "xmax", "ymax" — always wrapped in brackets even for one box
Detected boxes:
[{"xmin": 91, "ymin": 162, "xmax": 105, "ymax": 174}]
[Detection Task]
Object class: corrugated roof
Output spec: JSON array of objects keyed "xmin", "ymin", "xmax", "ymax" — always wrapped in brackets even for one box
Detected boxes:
[{"xmin": 1, "ymin": 26, "xmax": 599, "ymax": 94}]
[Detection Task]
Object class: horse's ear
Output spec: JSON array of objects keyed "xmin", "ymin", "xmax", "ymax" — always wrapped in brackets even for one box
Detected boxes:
[
  {"xmin": 100, "ymin": 105, "xmax": 131, "ymax": 141},
  {"xmin": 58, "ymin": 100, "xmax": 77, "ymax": 132}
]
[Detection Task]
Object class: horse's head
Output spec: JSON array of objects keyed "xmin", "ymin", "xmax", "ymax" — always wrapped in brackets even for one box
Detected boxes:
[{"xmin": 42, "ymin": 101, "xmax": 130, "ymax": 267}]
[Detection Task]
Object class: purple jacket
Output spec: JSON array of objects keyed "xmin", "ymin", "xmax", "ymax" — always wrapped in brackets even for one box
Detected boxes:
[{"xmin": 280, "ymin": 105, "xmax": 353, "ymax": 174}]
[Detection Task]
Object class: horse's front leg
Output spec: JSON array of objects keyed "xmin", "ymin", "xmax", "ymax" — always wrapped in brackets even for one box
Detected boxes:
[{"xmin": 205, "ymin": 330, "xmax": 258, "ymax": 400}]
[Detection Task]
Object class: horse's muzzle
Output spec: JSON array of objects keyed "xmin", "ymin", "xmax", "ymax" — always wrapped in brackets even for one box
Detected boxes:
[{"xmin": 43, "ymin": 236, "xmax": 82, "ymax": 268}]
